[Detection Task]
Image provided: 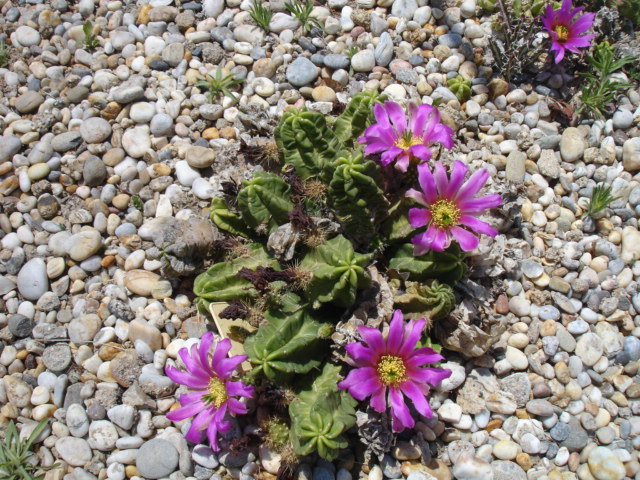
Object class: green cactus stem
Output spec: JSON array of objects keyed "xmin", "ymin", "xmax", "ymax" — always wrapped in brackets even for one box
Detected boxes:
[
  {"xmin": 447, "ymin": 76, "xmax": 472, "ymax": 103},
  {"xmin": 333, "ymin": 91, "xmax": 387, "ymax": 146},
  {"xmin": 274, "ymin": 108, "xmax": 344, "ymax": 182},
  {"xmin": 300, "ymin": 235, "xmax": 372, "ymax": 308},
  {"xmin": 237, "ymin": 171, "xmax": 295, "ymax": 235},
  {"xmin": 289, "ymin": 364, "xmax": 357, "ymax": 460},
  {"xmin": 244, "ymin": 302, "xmax": 330, "ymax": 384},
  {"xmin": 393, "ymin": 280, "xmax": 456, "ymax": 323},
  {"xmin": 209, "ymin": 197, "xmax": 252, "ymax": 238},
  {"xmin": 193, "ymin": 243, "xmax": 277, "ymax": 302},
  {"xmin": 388, "ymin": 243, "xmax": 467, "ymax": 284}
]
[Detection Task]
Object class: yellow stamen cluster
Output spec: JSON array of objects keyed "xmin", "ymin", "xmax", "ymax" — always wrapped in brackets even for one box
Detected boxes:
[
  {"xmin": 554, "ymin": 25, "xmax": 569, "ymax": 42},
  {"xmin": 377, "ymin": 355, "xmax": 407, "ymax": 387},
  {"xmin": 204, "ymin": 377, "xmax": 228, "ymax": 407},
  {"xmin": 395, "ymin": 135, "xmax": 424, "ymax": 151},
  {"xmin": 430, "ymin": 199, "xmax": 461, "ymax": 229}
]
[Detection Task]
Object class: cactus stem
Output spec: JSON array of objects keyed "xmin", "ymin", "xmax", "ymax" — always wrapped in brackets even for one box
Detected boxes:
[
  {"xmin": 304, "ymin": 228, "xmax": 328, "ymax": 248},
  {"xmin": 290, "ymin": 263, "xmax": 314, "ymax": 291},
  {"xmin": 242, "ymin": 298, "xmax": 267, "ymax": 327}
]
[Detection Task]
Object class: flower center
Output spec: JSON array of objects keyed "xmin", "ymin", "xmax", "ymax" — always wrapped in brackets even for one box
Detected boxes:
[
  {"xmin": 203, "ymin": 377, "xmax": 228, "ymax": 407},
  {"xmin": 377, "ymin": 355, "xmax": 407, "ymax": 386},
  {"xmin": 395, "ymin": 131, "xmax": 424, "ymax": 151},
  {"xmin": 430, "ymin": 199, "xmax": 461, "ymax": 229},
  {"xmin": 554, "ymin": 25, "xmax": 569, "ymax": 42}
]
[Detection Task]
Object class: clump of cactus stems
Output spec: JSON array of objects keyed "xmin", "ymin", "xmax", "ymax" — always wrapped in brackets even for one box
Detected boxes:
[
  {"xmin": 194, "ymin": 92, "xmax": 472, "ymax": 460},
  {"xmin": 448, "ymin": 76, "xmax": 472, "ymax": 103}
]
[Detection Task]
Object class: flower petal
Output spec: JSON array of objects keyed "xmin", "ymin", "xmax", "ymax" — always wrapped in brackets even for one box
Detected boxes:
[
  {"xmin": 459, "ymin": 215, "xmax": 498, "ymax": 237},
  {"xmin": 211, "ymin": 338, "xmax": 232, "ymax": 371},
  {"xmin": 370, "ymin": 384, "xmax": 388, "ymax": 412},
  {"xmin": 185, "ymin": 407, "xmax": 213, "ymax": 443},
  {"xmin": 408, "ymin": 208, "xmax": 431, "ymax": 228},
  {"xmin": 407, "ymin": 144, "xmax": 432, "ymax": 163},
  {"xmin": 215, "ymin": 355, "xmax": 247, "ymax": 379},
  {"xmin": 386, "ymin": 310, "xmax": 405, "ymax": 355},
  {"xmin": 364, "ymin": 141, "xmax": 394, "ymax": 155},
  {"xmin": 226, "ymin": 380, "xmax": 254, "ymax": 398},
  {"xmin": 405, "ymin": 347, "xmax": 445, "ymax": 368},
  {"xmin": 428, "ymin": 124, "xmax": 455, "ymax": 149},
  {"xmin": 226, "ymin": 397, "xmax": 249, "ymax": 415},
  {"xmin": 198, "ymin": 332, "xmax": 215, "ymax": 370},
  {"xmin": 451, "ymin": 226, "xmax": 480, "ymax": 251},
  {"xmin": 373, "ymin": 102, "xmax": 392, "ymax": 131},
  {"xmin": 400, "ymin": 317, "xmax": 426, "ymax": 353},
  {"xmin": 459, "ymin": 193, "xmax": 503, "ymax": 213},
  {"xmin": 358, "ymin": 325, "xmax": 386, "ymax": 353},
  {"xmin": 446, "ymin": 160, "xmax": 468, "ymax": 198},
  {"xmin": 455, "ymin": 168, "xmax": 489, "ymax": 202},
  {"xmin": 409, "ymin": 104, "xmax": 432, "ymax": 136},
  {"xmin": 180, "ymin": 345, "xmax": 210, "ymax": 379},
  {"xmin": 384, "ymin": 101, "xmax": 408, "ymax": 134},
  {"xmin": 406, "ymin": 188, "xmax": 428, "ymax": 207},
  {"xmin": 401, "ymin": 380, "xmax": 434, "ymax": 418},
  {"xmin": 380, "ymin": 147, "xmax": 403, "ymax": 167},
  {"xmin": 345, "ymin": 342, "xmax": 378, "ymax": 366},
  {"xmin": 417, "ymin": 163, "xmax": 438, "ymax": 204},
  {"xmin": 430, "ymin": 227, "xmax": 449, "ymax": 252},
  {"xmin": 433, "ymin": 162, "xmax": 449, "ymax": 198},
  {"xmin": 339, "ymin": 367, "xmax": 382, "ymax": 401},
  {"xmin": 167, "ymin": 400, "xmax": 207, "ymax": 422},
  {"xmin": 394, "ymin": 152, "xmax": 411, "ymax": 172},
  {"xmin": 165, "ymin": 365, "xmax": 209, "ymax": 389},
  {"xmin": 389, "ymin": 388, "xmax": 414, "ymax": 432}
]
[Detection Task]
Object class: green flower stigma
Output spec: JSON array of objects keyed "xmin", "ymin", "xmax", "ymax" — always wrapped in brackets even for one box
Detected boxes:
[{"xmin": 395, "ymin": 131, "xmax": 423, "ymax": 151}]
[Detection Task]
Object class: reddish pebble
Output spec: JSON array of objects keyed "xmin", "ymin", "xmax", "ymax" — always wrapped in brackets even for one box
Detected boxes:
[{"xmin": 495, "ymin": 294, "xmax": 509, "ymax": 314}]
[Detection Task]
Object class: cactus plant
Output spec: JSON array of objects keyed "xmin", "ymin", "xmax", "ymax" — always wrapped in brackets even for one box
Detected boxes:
[
  {"xmin": 289, "ymin": 364, "xmax": 357, "ymax": 460},
  {"xmin": 274, "ymin": 108, "xmax": 345, "ymax": 182},
  {"xmin": 389, "ymin": 243, "xmax": 467, "ymax": 284},
  {"xmin": 209, "ymin": 197, "xmax": 252, "ymax": 238},
  {"xmin": 328, "ymin": 153, "xmax": 388, "ymax": 244},
  {"xmin": 301, "ymin": 235, "xmax": 372, "ymax": 308},
  {"xmin": 237, "ymin": 171, "xmax": 295, "ymax": 235},
  {"xmin": 262, "ymin": 417, "xmax": 291, "ymax": 450},
  {"xmin": 244, "ymin": 301, "xmax": 331, "ymax": 384},
  {"xmin": 447, "ymin": 76, "xmax": 472, "ymax": 103},
  {"xmin": 393, "ymin": 280, "xmax": 456, "ymax": 322},
  {"xmin": 333, "ymin": 91, "xmax": 387, "ymax": 147},
  {"xmin": 193, "ymin": 244, "xmax": 277, "ymax": 303}
]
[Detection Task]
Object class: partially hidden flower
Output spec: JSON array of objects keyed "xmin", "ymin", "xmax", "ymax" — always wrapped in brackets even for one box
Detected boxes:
[
  {"xmin": 358, "ymin": 101, "xmax": 455, "ymax": 172},
  {"xmin": 338, "ymin": 310, "xmax": 451, "ymax": 432},
  {"xmin": 165, "ymin": 332, "xmax": 254, "ymax": 451},
  {"xmin": 407, "ymin": 160, "xmax": 502, "ymax": 254},
  {"xmin": 541, "ymin": 0, "xmax": 595, "ymax": 64}
]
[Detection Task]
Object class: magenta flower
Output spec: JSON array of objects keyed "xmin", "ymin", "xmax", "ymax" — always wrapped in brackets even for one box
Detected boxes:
[
  {"xmin": 338, "ymin": 310, "xmax": 451, "ymax": 432},
  {"xmin": 165, "ymin": 332, "xmax": 254, "ymax": 451},
  {"xmin": 358, "ymin": 101, "xmax": 455, "ymax": 172},
  {"xmin": 541, "ymin": 0, "xmax": 595, "ymax": 64},
  {"xmin": 406, "ymin": 161, "xmax": 502, "ymax": 254}
]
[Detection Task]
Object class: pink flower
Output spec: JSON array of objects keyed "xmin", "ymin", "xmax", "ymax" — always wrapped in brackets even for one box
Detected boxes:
[
  {"xmin": 406, "ymin": 161, "xmax": 502, "ymax": 254},
  {"xmin": 358, "ymin": 101, "xmax": 455, "ymax": 172},
  {"xmin": 165, "ymin": 333, "xmax": 254, "ymax": 451},
  {"xmin": 541, "ymin": 0, "xmax": 595, "ymax": 64},
  {"xmin": 338, "ymin": 310, "xmax": 451, "ymax": 432}
]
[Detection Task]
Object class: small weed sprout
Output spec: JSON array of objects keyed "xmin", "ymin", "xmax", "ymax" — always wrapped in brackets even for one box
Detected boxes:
[
  {"xmin": 0, "ymin": 41, "xmax": 8, "ymax": 68},
  {"xmin": 196, "ymin": 67, "xmax": 245, "ymax": 103},
  {"xmin": 0, "ymin": 419, "xmax": 58, "ymax": 480},
  {"xmin": 131, "ymin": 195, "xmax": 144, "ymax": 211},
  {"xmin": 82, "ymin": 20, "xmax": 100, "ymax": 51},
  {"xmin": 249, "ymin": 1, "xmax": 273, "ymax": 33},
  {"xmin": 576, "ymin": 41, "xmax": 635, "ymax": 119},
  {"xmin": 583, "ymin": 183, "xmax": 620, "ymax": 218},
  {"xmin": 285, "ymin": 0, "xmax": 322, "ymax": 34}
]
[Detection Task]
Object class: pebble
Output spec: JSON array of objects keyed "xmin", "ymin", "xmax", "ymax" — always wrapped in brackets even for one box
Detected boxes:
[
  {"xmin": 80, "ymin": 117, "xmax": 112, "ymax": 143},
  {"xmin": 136, "ymin": 439, "xmax": 180, "ymax": 479},
  {"xmin": 560, "ymin": 127, "xmax": 586, "ymax": 162},
  {"xmin": 286, "ymin": 57, "xmax": 319, "ymax": 86},
  {"xmin": 587, "ymin": 447, "xmax": 625, "ymax": 480},
  {"xmin": 17, "ymin": 258, "xmax": 49, "ymax": 301},
  {"xmin": 351, "ymin": 50, "xmax": 376, "ymax": 72},
  {"xmin": 55, "ymin": 437, "xmax": 93, "ymax": 466}
]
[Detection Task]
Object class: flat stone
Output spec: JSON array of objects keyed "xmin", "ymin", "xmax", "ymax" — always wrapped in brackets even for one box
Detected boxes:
[
  {"xmin": 42, "ymin": 344, "xmax": 72, "ymax": 372},
  {"xmin": 68, "ymin": 314, "xmax": 102, "ymax": 345},
  {"xmin": 15, "ymin": 91, "xmax": 44, "ymax": 113},
  {"xmin": 51, "ymin": 131, "xmax": 82, "ymax": 152},
  {"xmin": 575, "ymin": 332, "xmax": 603, "ymax": 366},
  {"xmin": 17, "ymin": 258, "xmax": 49, "ymax": 301},
  {"xmin": 80, "ymin": 117, "xmax": 112, "ymax": 144},
  {"xmin": 286, "ymin": 57, "xmax": 319, "ymax": 86},
  {"xmin": 67, "ymin": 230, "xmax": 102, "ymax": 261},
  {"xmin": 560, "ymin": 127, "xmax": 586, "ymax": 162}
]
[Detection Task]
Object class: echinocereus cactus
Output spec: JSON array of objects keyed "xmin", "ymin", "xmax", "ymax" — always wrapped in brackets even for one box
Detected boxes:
[
  {"xmin": 333, "ymin": 91, "xmax": 387, "ymax": 147},
  {"xmin": 541, "ymin": 0, "xmax": 595, "ymax": 63},
  {"xmin": 393, "ymin": 280, "xmax": 456, "ymax": 322},
  {"xmin": 244, "ymin": 302, "xmax": 331, "ymax": 384},
  {"xmin": 407, "ymin": 161, "xmax": 502, "ymax": 254},
  {"xmin": 274, "ymin": 108, "xmax": 344, "ymax": 182},
  {"xmin": 328, "ymin": 153, "xmax": 389, "ymax": 244},
  {"xmin": 338, "ymin": 310, "xmax": 451, "ymax": 432},
  {"xmin": 447, "ymin": 76, "xmax": 472, "ymax": 103},
  {"xmin": 301, "ymin": 235, "xmax": 372, "ymax": 308},
  {"xmin": 237, "ymin": 171, "xmax": 295, "ymax": 235},
  {"xmin": 165, "ymin": 333, "xmax": 254, "ymax": 451},
  {"xmin": 193, "ymin": 244, "xmax": 277, "ymax": 304},
  {"xmin": 389, "ymin": 243, "xmax": 467, "ymax": 284},
  {"xmin": 358, "ymin": 101, "xmax": 455, "ymax": 172},
  {"xmin": 289, "ymin": 364, "xmax": 357, "ymax": 460},
  {"xmin": 209, "ymin": 197, "xmax": 252, "ymax": 238}
]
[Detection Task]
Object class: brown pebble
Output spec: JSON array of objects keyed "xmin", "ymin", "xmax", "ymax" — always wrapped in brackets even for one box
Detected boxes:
[
  {"xmin": 125, "ymin": 465, "xmax": 139, "ymax": 478},
  {"xmin": 485, "ymin": 418, "xmax": 503, "ymax": 432},
  {"xmin": 516, "ymin": 452, "xmax": 532, "ymax": 470},
  {"xmin": 495, "ymin": 294, "xmax": 509, "ymax": 314},
  {"xmin": 202, "ymin": 127, "xmax": 219, "ymax": 140},
  {"xmin": 101, "ymin": 255, "xmax": 116, "ymax": 268},
  {"xmin": 220, "ymin": 126, "xmax": 236, "ymax": 139}
]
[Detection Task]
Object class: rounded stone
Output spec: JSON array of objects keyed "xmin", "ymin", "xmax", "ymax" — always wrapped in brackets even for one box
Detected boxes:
[
  {"xmin": 80, "ymin": 117, "xmax": 112, "ymax": 143},
  {"xmin": 285, "ymin": 57, "xmax": 319, "ymax": 86},
  {"xmin": 89, "ymin": 420, "xmax": 119, "ymax": 451},
  {"xmin": 66, "ymin": 230, "xmax": 102, "ymax": 261},
  {"xmin": 122, "ymin": 126, "xmax": 152, "ymax": 158},
  {"xmin": 55, "ymin": 437, "xmax": 92, "ymax": 467},
  {"xmin": 8, "ymin": 314, "xmax": 35, "ymax": 338},
  {"xmin": 587, "ymin": 447, "xmax": 625, "ymax": 480},
  {"xmin": 136, "ymin": 439, "xmax": 179, "ymax": 479},
  {"xmin": 17, "ymin": 258, "xmax": 49, "ymax": 301},
  {"xmin": 15, "ymin": 26, "xmax": 41, "ymax": 47},
  {"xmin": 42, "ymin": 344, "xmax": 72, "ymax": 372}
]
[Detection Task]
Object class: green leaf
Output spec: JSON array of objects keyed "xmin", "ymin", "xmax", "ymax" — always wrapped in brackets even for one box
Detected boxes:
[
  {"xmin": 389, "ymin": 243, "xmax": 466, "ymax": 284},
  {"xmin": 193, "ymin": 244, "xmax": 277, "ymax": 301},
  {"xmin": 237, "ymin": 171, "xmax": 294, "ymax": 234},
  {"xmin": 301, "ymin": 235, "xmax": 372, "ymax": 307}
]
